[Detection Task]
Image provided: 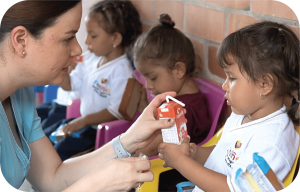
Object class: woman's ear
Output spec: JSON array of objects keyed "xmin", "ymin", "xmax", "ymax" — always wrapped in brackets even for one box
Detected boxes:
[
  {"xmin": 259, "ymin": 73, "xmax": 275, "ymax": 96},
  {"xmin": 112, "ymin": 32, "xmax": 122, "ymax": 48},
  {"xmin": 172, "ymin": 62, "xmax": 186, "ymax": 79},
  {"xmin": 10, "ymin": 26, "xmax": 29, "ymax": 57}
]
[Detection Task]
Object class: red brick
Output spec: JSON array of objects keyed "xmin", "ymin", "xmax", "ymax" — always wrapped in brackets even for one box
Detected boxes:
[
  {"xmin": 191, "ymin": 40, "xmax": 205, "ymax": 72},
  {"xmin": 154, "ymin": 0, "xmax": 184, "ymax": 30},
  {"xmin": 205, "ymin": 0, "xmax": 250, "ymax": 10},
  {"xmin": 131, "ymin": 0, "xmax": 153, "ymax": 21},
  {"xmin": 208, "ymin": 45, "xmax": 226, "ymax": 79},
  {"xmin": 185, "ymin": 4, "xmax": 225, "ymax": 43},
  {"xmin": 228, "ymin": 13, "xmax": 260, "ymax": 35},
  {"xmin": 252, "ymin": 0, "xmax": 298, "ymax": 21}
]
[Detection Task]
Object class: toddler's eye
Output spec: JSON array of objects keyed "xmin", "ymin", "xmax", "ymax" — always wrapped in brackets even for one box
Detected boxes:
[
  {"xmin": 91, "ymin": 36, "xmax": 97, "ymax": 39},
  {"xmin": 230, "ymin": 77, "xmax": 236, "ymax": 81},
  {"xmin": 150, "ymin": 77, "xmax": 157, "ymax": 81}
]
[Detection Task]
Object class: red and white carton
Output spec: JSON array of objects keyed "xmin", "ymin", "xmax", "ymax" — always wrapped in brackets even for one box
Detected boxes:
[{"xmin": 157, "ymin": 96, "xmax": 188, "ymax": 145}]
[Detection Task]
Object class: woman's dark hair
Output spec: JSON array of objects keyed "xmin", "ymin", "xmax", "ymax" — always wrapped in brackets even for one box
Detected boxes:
[
  {"xmin": 217, "ymin": 21, "xmax": 300, "ymax": 125},
  {"xmin": 89, "ymin": 0, "xmax": 142, "ymax": 48},
  {"xmin": 132, "ymin": 13, "xmax": 196, "ymax": 76},
  {"xmin": 0, "ymin": 0, "xmax": 82, "ymax": 44}
]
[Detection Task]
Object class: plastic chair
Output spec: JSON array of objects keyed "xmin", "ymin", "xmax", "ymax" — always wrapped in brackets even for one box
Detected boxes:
[
  {"xmin": 43, "ymin": 85, "xmax": 60, "ymax": 103},
  {"xmin": 283, "ymin": 125, "xmax": 300, "ymax": 187},
  {"xmin": 66, "ymin": 99, "xmax": 81, "ymax": 119},
  {"xmin": 95, "ymin": 70, "xmax": 154, "ymax": 149}
]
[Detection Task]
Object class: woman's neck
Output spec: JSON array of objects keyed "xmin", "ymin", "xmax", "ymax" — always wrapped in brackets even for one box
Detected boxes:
[{"xmin": 176, "ymin": 76, "xmax": 199, "ymax": 97}]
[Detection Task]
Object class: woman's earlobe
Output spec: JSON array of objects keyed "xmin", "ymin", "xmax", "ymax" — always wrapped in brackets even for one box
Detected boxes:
[{"xmin": 11, "ymin": 26, "xmax": 28, "ymax": 57}]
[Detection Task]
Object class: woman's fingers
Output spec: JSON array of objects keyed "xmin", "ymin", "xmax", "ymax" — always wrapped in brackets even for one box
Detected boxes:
[{"xmin": 147, "ymin": 92, "xmax": 176, "ymax": 110}]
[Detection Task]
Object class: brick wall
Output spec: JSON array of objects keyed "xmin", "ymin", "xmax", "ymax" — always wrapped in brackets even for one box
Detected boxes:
[{"xmin": 131, "ymin": 0, "xmax": 299, "ymax": 85}]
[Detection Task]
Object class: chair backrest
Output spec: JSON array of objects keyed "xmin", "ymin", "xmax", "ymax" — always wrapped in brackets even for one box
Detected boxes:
[
  {"xmin": 283, "ymin": 125, "xmax": 300, "ymax": 187},
  {"xmin": 194, "ymin": 78, "xmax": 226, "ymax": 146},
  {"xmin": 66, "ymin": 99, "xmax": 81, "ymax": 119},
  {"xmin": 43, "ymin": 85, "xmax": 60, "ymax": 103}
]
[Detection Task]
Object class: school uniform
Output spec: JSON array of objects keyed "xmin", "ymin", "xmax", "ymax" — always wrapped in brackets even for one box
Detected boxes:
[
  {"xmin": 44, "ymin": 52, "xmax": 134, "ymax": 160},
  {"xmin": 193, "ymin": 105, "xmax": 299, "ymax": 192}
]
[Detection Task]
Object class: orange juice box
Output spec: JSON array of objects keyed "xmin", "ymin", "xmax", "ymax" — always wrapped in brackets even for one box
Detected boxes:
[{"xmin": 157, "ymin": 96, "xmax": 188, "ymax": 145}]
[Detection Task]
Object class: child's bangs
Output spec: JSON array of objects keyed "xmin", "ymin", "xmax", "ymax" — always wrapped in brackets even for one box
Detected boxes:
[{"xmin": 217, "ymin": 35, "xmax": 240, "ymax": 69}]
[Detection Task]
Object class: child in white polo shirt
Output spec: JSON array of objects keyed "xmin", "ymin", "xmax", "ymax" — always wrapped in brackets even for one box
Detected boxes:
[
  {"xmin": 158, "ymin": 21, "xmax": 300, "ymax": 191},
  {"xmin": 44, "ymin": 0, "xmax": 142, "ymax": 160}
]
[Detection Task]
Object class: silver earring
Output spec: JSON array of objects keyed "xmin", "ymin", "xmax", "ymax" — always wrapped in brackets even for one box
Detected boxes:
[
  {"xmin": 260, "ymin": 93, "xmax": 265, "ymax": 99},
  {"xmin": 22, "ymin": 51, "xmax": 26, "ymax": 55},
  {"xmin": 113, "ymin": 44, "xmax": 116, "ymax": 48}
]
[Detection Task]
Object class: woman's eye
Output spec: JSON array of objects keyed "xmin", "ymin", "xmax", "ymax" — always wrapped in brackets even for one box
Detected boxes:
[{"xmin": 65, "ymin": 36, "xmax": 75, "ymax": 42}]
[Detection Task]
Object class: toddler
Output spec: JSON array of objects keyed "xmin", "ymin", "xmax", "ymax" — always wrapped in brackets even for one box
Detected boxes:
[
  {"xmin": 133, "ymin": 14, "xmax": 211, "ymax": 157},
  {"xmin": 158, "ymin": 21, "xmax": 300, "ymax": 192}
]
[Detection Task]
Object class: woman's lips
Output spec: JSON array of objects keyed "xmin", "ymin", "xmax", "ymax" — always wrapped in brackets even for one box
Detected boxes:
[{"xmin": 62, "ymin": 67, "xmax": 69, "ymax": 72}]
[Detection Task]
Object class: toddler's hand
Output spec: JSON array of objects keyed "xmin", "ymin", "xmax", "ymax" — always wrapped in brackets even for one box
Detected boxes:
[
  {"xmin": 62, "ymin": 117, "xmax": 86, "ymax": 137},
  {"xmin": 189, "ymin": 143, "xmax": 197, "ymax": 160},
  {"xmin": 158, "ymin": 136, "xmax": 190, "ymax": 169}
]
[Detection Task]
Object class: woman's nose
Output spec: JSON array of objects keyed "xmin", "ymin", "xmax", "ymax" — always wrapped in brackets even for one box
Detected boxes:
[{"xmin": 71, "ymin": 37, "xmax": 82, "ymax": 57}]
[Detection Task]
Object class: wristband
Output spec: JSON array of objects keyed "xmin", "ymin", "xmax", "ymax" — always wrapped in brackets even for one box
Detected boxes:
[{"xmin": 112, "ymin": 134, "xmax": 135, "ymax": 158}]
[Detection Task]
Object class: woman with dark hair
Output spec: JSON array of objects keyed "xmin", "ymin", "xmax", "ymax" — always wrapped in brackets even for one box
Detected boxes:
[{"xmin": 0, "ymin": 1, "xmax": 177, "ymax": 191}]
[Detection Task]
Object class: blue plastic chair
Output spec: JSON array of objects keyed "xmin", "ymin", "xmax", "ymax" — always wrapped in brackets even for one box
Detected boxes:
[{"xmin": 43, "ymin": 85, "xmax": 60, "ymax": 103}]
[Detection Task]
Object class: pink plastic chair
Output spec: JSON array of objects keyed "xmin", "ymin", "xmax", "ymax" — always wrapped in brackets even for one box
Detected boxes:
[
  {"xmin": 66, "ymin": 99, "xmax": 81, "ymax": 119},
  {"xmin": 95, "ymin": 70, "xmax": 151, "ymax": 149}
]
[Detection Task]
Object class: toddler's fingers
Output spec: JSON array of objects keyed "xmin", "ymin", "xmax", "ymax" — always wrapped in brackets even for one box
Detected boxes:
[{"xmin": 158, "ymin": 153, "xmax": 164, "ymax": 160}]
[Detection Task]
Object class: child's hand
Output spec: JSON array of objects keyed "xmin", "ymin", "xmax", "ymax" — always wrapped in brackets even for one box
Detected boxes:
[
  {"xmin": 158, "ymin": 136, "xmax": 191, "ymax": 169},
  {"xmin": 189, "ymin": 143, "xmax": 197, "ymax": 160},
  {"xmin": 138, "ymin": 87, "xmax": 149, "ymax": 113},
  {"xmin": 62, "ymin": 117, "xmax": 87, "ymax": 137}
]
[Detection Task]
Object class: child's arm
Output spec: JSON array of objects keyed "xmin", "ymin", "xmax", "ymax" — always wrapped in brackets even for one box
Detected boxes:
[
  {"xmin": 135, "ymin": 134, "xmax": 163, "ymax": 157},
  {"xmin": 189, "ymin": 144, "xmax": 215, "ymax": 165},
  {"xmin": 62, "ymin": 109, "xmax": 117, "ymax": 136},
  {"xmin": 159, "ymin": 137, "xmax": 230, "ymax": 192}
]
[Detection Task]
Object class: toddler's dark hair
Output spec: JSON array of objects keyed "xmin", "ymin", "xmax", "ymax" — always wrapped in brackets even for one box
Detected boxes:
[
  {"xmin": 217, "ymin": 21, "xmax": 300, "ymax": 125},
  {"xmin": 89, "ymin": 0, "xmax": 142, "ymax": 48},
  {"xmin": 133, "ymin": 13, "xmax": 195, "ymax": 76}
]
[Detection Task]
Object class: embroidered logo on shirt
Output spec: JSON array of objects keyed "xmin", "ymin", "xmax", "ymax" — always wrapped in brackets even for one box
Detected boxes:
[
  {"xmin": 101, "ymin": 78, "xmax": 108, "ymax": 85},
  {"xmin": 225, "ymin": 140, "xmax": 242, "ymax": 168},
  {"xmin": 93, "ymin": 80, "xmax": 111, "ymax": 98},
  {"xmin": 235, "ymin": 140, "xmax": 242, "ymax": 149}
]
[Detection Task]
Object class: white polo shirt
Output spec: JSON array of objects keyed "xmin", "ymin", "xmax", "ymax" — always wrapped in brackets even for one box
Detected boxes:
[
  {"xmin": 70, "ymin": 52, "xmax": 133, "ymax": 121},
  {"xmin": 193, "ymin": 105, "xmax": 299, "ymax": 192}
]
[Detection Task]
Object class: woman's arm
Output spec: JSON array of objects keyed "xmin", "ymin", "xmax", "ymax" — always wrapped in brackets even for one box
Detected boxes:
[{"xmin": 27, "ymin": 91, "xmax": 178, "ymax": 191}]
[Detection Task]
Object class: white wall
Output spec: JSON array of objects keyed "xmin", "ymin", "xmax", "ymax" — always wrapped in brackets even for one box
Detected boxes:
[{"xmin": 77, "ymin": 0, "xmax": 99, "ymax": 53}]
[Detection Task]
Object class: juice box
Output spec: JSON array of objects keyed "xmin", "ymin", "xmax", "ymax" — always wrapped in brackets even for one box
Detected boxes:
[{"xmin": 157, "ymin": 96, "xmax": 188, "ymax": 145}]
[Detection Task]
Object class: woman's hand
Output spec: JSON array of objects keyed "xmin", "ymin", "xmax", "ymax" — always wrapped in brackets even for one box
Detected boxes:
[
  {"xmin": 158, "ymin": 136, "xmax": 191, "ymax": 169},
  {"xmin": 121, "ymin": 92, "xmax": 178, "ymax": 154},
  {"xmin": 62, "ymin": 117, "xmax": 87, "ymax": 137},
  {"xmin": 67, "ymin": 157, "xmax": 153, "ymax": 192}
]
